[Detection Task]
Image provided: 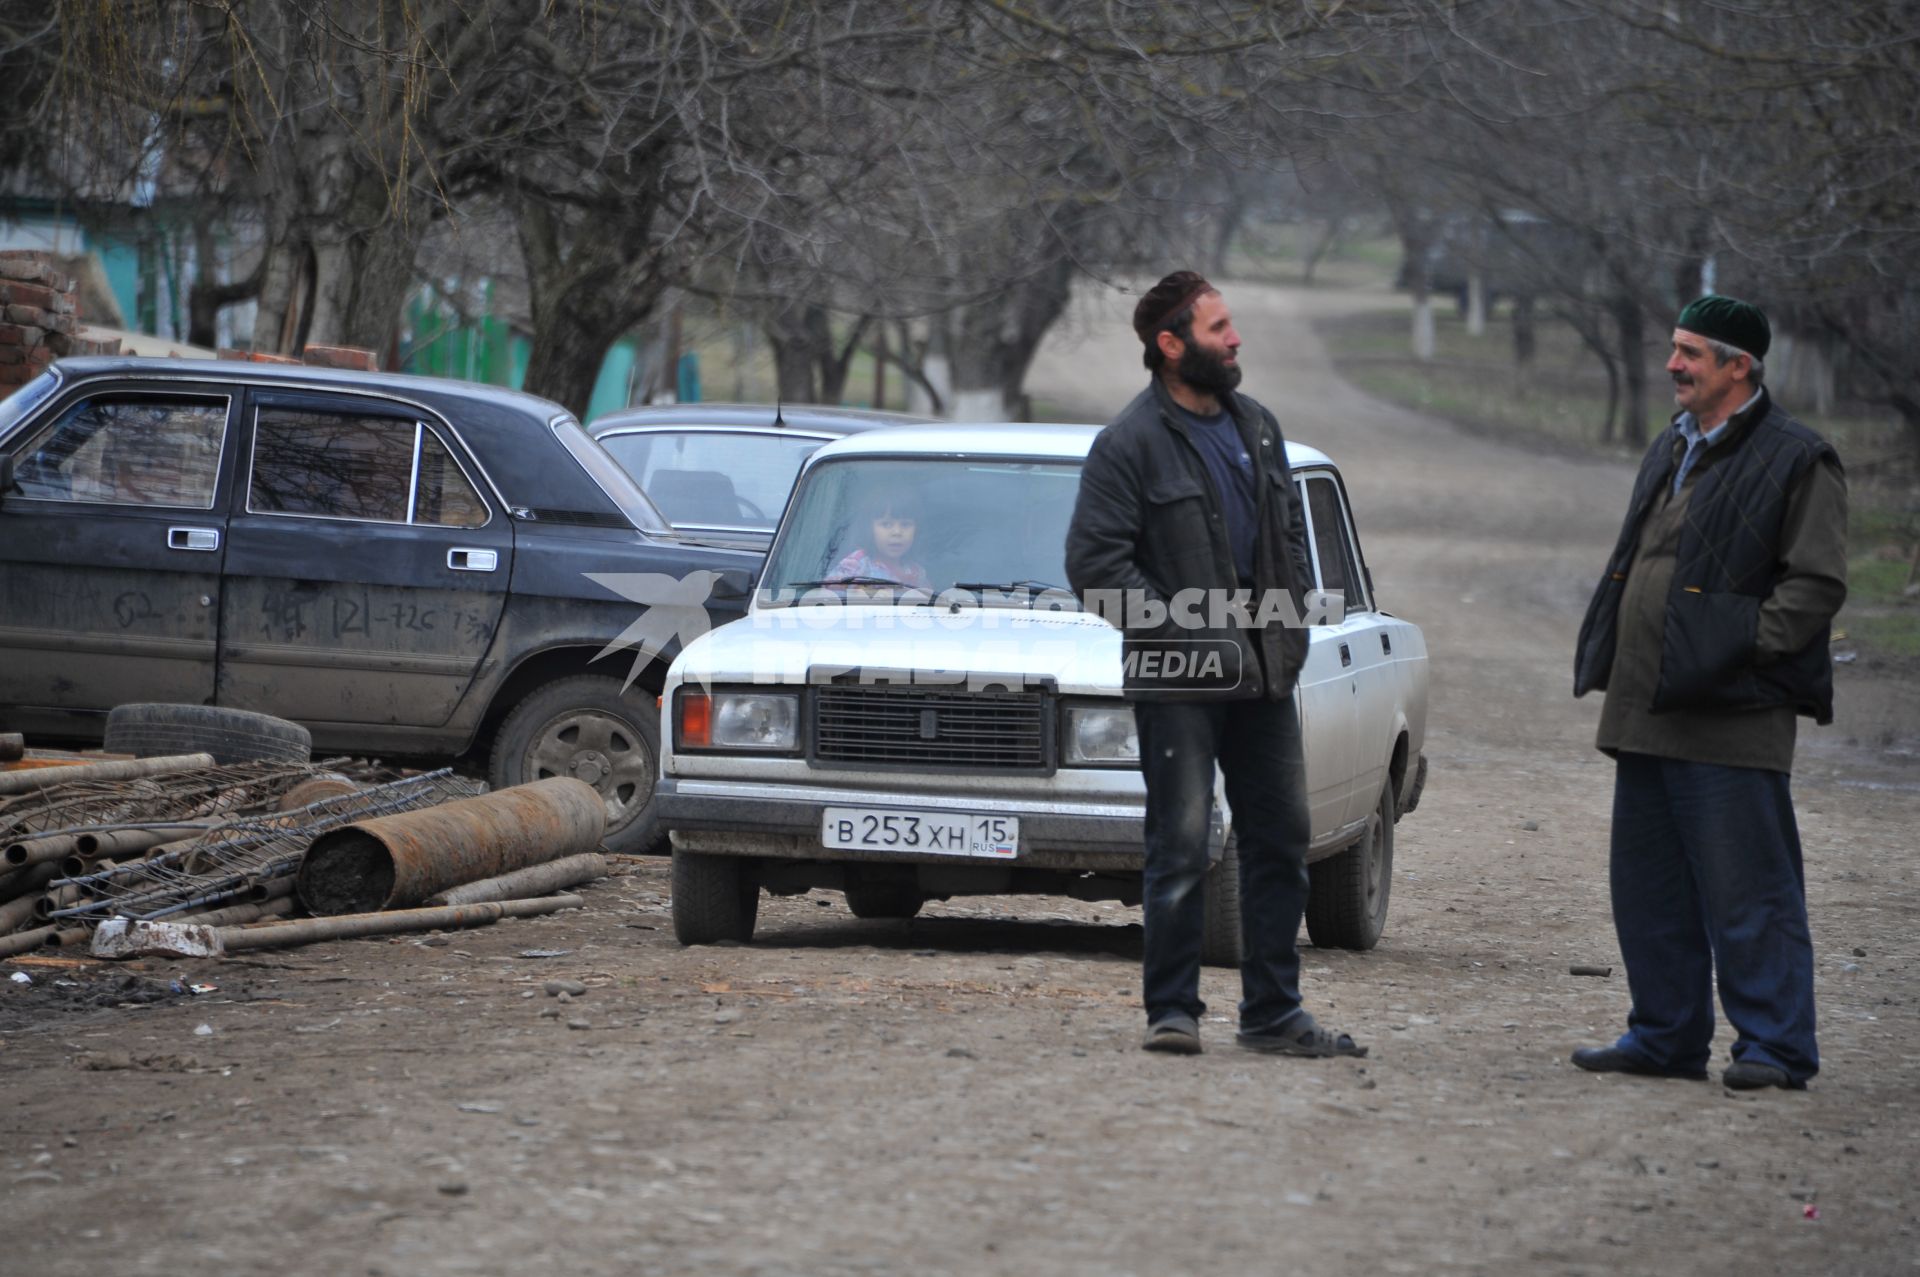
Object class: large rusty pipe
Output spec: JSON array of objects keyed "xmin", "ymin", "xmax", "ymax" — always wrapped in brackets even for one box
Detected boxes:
[
  {"xmin": 0, "ymin": 862, "xmax": 59, "ymax": 906},
  {"xmin": 295, "ymin": 778, "xmax": 605, "ymax": 915},
  {"xmin": 42, "ymin": 925, "xmax": 92, "ymax": 948},
  {"xmin": 424, "ymin": 852, "xmax": 609, "ymax": 907},
  {"xmin": 0, "ymin": 892, "xmax": 42, "ymax": 936},
  {"xmin": 5, "ymin": 834, "xmax": 82, "ymax": 868},
  {"xmin": 0, "ymin": 753, "xmax": 216, "ymax": 798},
  {"xmin": 0, "ymin": 924, "xmax": 56, "ymax": 957},
  {"xmin": 76, "ymin": 824, "xmax": 215, "ymax": 860},
  {"xmin": 218, "ymin": 893, "xmax": 584, "ymax": 951}
]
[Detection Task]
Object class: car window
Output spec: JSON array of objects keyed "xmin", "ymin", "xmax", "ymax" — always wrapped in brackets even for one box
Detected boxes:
[
  {"xmin": 597, "ymin": 430, "xmax": 823, "ymax": 530},
  {"xmin": 1300, "ymin": 471, "xmax": 1370, "ymax": 612},
  {"xmin": 762, "ymin": 455, "xmax": 1082, "ymax": 602},
  {"xmin": 250, "ymin": 406, "xmax": 488, "ymax": 527},
  {"xmin": 413, "ymin": 429, "xmax": 489, "ymax": 527},
  {"xmin": 8, "ymin": 393, "xmax": 227, "ymax": 508}
]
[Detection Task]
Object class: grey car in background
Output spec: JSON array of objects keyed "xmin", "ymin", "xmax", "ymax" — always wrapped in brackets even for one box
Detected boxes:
[{"xmin": 586, "ymin": 404, "xmax": 931, "ymax": 551}]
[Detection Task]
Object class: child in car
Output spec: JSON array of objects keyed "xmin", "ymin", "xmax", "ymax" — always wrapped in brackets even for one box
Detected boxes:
[{"xmin": 831, "ymin": 489, "xmax": 929, "ymax": 589}]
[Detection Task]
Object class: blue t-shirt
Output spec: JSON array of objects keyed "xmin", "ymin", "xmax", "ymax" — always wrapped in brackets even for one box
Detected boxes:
[{"xmin": 1177, "ymin": 405, "xmax": 1256, "ymax": 584}]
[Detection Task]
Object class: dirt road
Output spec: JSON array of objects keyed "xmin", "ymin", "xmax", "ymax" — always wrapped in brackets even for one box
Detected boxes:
[{"xmin": 5, "ymin": 281, "xmax": 1916, "ymax": 1276}]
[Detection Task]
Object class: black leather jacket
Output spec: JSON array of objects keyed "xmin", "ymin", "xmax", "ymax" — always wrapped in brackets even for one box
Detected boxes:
[{"xmin": 1066, "ymin": 378, "xmax": 1315, "ymax": 702}]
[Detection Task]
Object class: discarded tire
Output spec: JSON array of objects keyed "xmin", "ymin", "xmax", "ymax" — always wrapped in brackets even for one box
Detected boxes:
[{"xmin": 104, "ymin": 703, "xmax": 311, "ymax": 765}]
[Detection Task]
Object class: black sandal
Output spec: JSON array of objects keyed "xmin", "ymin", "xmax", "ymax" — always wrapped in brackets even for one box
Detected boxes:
[{"xmin": 1235, "ymin": 1015, "xmax": 1369, "ymax": 1058}]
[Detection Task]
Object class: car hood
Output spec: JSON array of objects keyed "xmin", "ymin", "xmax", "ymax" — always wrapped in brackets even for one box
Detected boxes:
[{"xmin": 672, "ymin": 605, "xmax": 1122, "ymax": 696}]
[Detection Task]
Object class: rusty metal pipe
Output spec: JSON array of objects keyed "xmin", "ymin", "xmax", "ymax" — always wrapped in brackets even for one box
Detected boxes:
[
  {"xmin": 5, "ymin": 834, "xmax": 81, "ymax": 868},
  {"xmin": 0, "ymin": 753, "xmax": 216, "ymax": 797},
  {"xmin": 0, "ymin": 862, "xmax": 59, "ymax": 906},
  {"xmin": 424, "ymin": 852, "xmax": 608, "ymax": 907},
  {"xmin": 0, "ymin": 892, "xmax": 42, "ymax": 936},
  {"xmin": 42, "ymin": 925, "xmax": 92, "ymax": 948},
  {"xmin": 173, "ymin": 897, "xmax": 295, "ymax": 928},
  {"xmin": 75, "ymin": 824, "xmax": 215, "ymax": 860},
  {"xmin": 218, "ymin": 893, "xmax": 584, "ymax": 951},
  {"xmin": 34, "ymin": 883, "xmax": 84, "ymax": 919},
  {"xmin": 295, "ymin": 778, "xmax": 605, "ymax": 915},
  {"xmin": 0, "ymin": 924, "xmax": 56, "ymax": 957}
]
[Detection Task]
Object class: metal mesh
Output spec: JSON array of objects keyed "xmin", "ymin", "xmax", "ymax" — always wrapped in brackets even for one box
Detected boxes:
[
  {"xmin": 48, "ymin": 770, "xmax": 485, "ymax": 921},
  {"xmin": 0, "ymin": 762, "xmax": 328, "ymax": 843}
]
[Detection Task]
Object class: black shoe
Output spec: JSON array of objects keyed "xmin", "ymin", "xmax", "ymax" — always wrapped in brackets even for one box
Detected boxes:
[
  {"xmin": 1722, "ymin": 1060, "xmax": 1806, "ymax": 1091},
  {"xmin": 1571, "ymin": 1045, "xmax": 1707, "ymax": 1080}
]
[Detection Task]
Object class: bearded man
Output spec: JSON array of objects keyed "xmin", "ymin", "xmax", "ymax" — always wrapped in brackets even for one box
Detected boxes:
[
  {"xmin": 1572, "ymin": 294, "xmax": 1848, "ymax": 1090},
  {"xmin": 1065, "ymin": 271, "xmax": 1365, "ymax": 1059}
]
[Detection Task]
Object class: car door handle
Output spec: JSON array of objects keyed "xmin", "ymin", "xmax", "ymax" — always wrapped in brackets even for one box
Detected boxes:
[
  {"xmin": 448, "ymin": 548, "xmax": 498, "ymax": 572},
  {"xmin": 1339, "ymin": 642, "xmax": 1352, "ymax": 668},
  {"xmin": 1380, "ymin": 633, "xmax": 1392, "ymax": 656},
  {"xmin": 167, "ymin": 527, "xmax": 220, "ymax": 552}
]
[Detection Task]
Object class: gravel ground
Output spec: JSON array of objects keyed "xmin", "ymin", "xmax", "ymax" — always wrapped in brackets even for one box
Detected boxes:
[{"xmin": 3, "ymin": 279, "xmax": 1915, "ymax": 1276}]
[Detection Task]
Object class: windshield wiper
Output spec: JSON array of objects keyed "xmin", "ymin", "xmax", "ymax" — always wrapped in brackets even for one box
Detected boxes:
[{"xmin": 947, "ymin": 580, "xmax": 1081, "ymax": 609}]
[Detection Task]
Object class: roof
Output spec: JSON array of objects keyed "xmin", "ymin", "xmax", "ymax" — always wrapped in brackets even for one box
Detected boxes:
[
  {"xmin": 587, "ymin": 402, "xmax": 934, "ymax": 436},
  {"xmin": 802, "ymin": 421, "xmax": 1335, "ymax": 470},
  {"xmin": 44, "ymin": 356, "xmax": 569, "ymax": 421}
]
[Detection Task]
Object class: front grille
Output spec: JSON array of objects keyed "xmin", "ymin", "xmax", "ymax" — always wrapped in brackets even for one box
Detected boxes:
[{"xmin": 811, "ymin": 684, "xmax": 1050, "ymax": 770}]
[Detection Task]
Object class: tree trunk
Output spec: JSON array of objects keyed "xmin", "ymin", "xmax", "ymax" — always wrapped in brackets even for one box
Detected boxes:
[
  {"xmin": 1466, "ymin": 272, "xmax": 1487, "ymax": 337},
  {"xmin": 251, "ymin": 239, "xmax": 301, "ymax": 354},
  {"xmin": 1614, "ymin": 295, "xmax": 1649, "ymax": 447},
  {"xmin": 1301, "ymin": 216, "xmax": 1341, "ymax": 285},
  {"xmin": 515, "ymin": 198, "xmax": 667, "ymax": 419},
  {"xmin": 1209, "ymin": 192, "xmax": 1248, "ymax": 278},
  {"xmin": 188, "ymin": 224, "xmax": 262, "ymax": 351},
  {"xmin": 1511, "ymin": 294, "xmax": 1537, "ymax": 364}
]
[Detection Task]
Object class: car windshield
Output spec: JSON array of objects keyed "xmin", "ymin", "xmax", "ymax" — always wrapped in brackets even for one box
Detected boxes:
[
  {"xmin": 0, "ymin": 369, "xmax": 62, "ymax": 447},
  {"xmin": 761, "ymin": 455, "xmax": 1083, "ymax": 606},
  {"xmin": 597, "ymin": 429, "xmax": 822, "ymax": 532}
]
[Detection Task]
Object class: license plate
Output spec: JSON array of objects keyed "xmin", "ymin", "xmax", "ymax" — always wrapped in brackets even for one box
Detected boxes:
[{"xmin": 821, "ymin": 807, "xmax": 1018, "ymax": 858}]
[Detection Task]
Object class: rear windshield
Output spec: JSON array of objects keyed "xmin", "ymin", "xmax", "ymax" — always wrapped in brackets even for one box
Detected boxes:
[{"xmin": 549, "ymin": 414, "xmax": 668, "ymax": 532}]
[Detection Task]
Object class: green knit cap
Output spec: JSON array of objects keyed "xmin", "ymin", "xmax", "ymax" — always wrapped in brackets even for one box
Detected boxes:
[{"xmin": 1676, "ymin": 294, "xmax": 1770, "ymax": 360}]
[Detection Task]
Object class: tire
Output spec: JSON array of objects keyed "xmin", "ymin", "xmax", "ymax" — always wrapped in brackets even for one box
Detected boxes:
[
  {"xmin": 843, "ymin": 878, "xmax": 924, "ymax": 920},
  {"xmin": 1306, "ymin": 782, "xmax": 1394, "ymax": 951},
  {"xmin": 1200, "ymin": 834, "xmax": 1243, "ymax": 968},
  {"xmin": 490, "ymin": 675, "xmax": 662, "ymax": 855},
  {"xmin": 103, "ymin": 703, "xmax": 311, "ymax": 765},
  {"xmin": 671, "ymin": 849, "xmax": 759, "ymax": 944}
]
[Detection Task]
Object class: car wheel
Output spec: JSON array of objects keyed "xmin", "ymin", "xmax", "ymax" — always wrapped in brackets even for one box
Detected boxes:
[
  {"xmin": 671, "ymin": 849, "xmax": 759, "ymax": 944},
  {"xmin": 1306, "ymin": 781, "xmax": 1394, "ymax": 951},
  {"xmin": 843, "ymin": 878, "xmax": 924, "ymax": 920},
  {"xmin": 103, "ymin": 703, "xmax": 311, "ymax": 765},
  {"xmin": 1200, "ymin": 834, "xmax": 1242, "ymax": 968},
  {"xmin": 490, "ymin": 675, "xmax": 661, "ymax": 854}
]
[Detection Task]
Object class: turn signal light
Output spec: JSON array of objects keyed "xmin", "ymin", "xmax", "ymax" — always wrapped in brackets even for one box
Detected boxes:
[{"xmin": 679, "ymin": 691, "xmax": 712, "ymax": 747}]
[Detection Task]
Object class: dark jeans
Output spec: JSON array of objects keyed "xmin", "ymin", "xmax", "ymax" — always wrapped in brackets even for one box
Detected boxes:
[
  {"xmin": 1609, "ymin": 751, "xmax": 1819, "ymax": 1081},
  {"xmin": 1133, "ymin": 696, "xmax": 1311, "ymax": 1033}
]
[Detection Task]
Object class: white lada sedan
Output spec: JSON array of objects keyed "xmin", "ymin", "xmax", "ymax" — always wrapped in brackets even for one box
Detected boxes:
[{"xmin": 655, "ymin": 422, "xmax": 1428, "ymax": 962}]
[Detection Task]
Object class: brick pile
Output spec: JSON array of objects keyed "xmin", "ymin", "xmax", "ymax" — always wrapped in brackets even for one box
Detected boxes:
[
  {"xmin": 218, "ymin": 344, "xmax": 381, "ymax": 371},
  {"xmin": 0, "ymin": 251, "xmax": 122, "ymax": 393}
]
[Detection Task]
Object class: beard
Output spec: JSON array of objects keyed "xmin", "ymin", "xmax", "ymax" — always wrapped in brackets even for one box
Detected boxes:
[{"xmin": 1178, "ymin": 342, "xmax": 1242, "ymax": 395}]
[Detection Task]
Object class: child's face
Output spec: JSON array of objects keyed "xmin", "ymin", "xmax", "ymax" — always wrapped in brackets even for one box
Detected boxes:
[{"xmin": 872, "ymin": 514, "xmax": 916, "ymax": 559}]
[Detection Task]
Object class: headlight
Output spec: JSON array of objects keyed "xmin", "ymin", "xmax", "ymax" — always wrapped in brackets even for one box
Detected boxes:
[
  {"xmin": 677, "ymin": 690, "xmax": 799, "ymax": 752},
  {"xmin": 1064, "ymin": 704, "xmax": 1138, "ymax": 765}
]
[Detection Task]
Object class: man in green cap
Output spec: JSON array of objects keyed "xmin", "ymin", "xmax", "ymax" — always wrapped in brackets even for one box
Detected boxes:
[{"xmin": 1570, "ymin": 294, "xmax": 1847, "ymax": 1090}]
